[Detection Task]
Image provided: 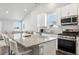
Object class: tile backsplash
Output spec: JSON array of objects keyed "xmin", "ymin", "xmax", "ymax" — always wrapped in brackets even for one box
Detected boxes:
[{"xmin": 62, "ymin": 25, "xmax": 79, "ymax": 29}]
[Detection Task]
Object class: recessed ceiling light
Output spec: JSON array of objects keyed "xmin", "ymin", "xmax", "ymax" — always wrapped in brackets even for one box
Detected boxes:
[
  {"xmin": 49, "ymin": 3, "xmax": 55, "ymax": 6},
  {"xmin": 24, "ymin": 9, "xmax": 27, "ymax": 12},
  {"xmin": 48, "ymin": 3, "xmax": 55, "ymax": 10},
  {"xmin": 5, "ymin": 11, "xmax": 8, "ymax": 14}
]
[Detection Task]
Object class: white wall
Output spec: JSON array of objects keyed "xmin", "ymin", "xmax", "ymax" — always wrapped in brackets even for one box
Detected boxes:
[
  {"xmin": 23, "ymin": 13, "xmax": 38, "ymax": 32},
  {"xmin": 23, "ymin": 4, "xmax": 48, "ymax": 32},
  {"xmin": 1, "ymin": 20, "xmax": 16, "ymax": 32}
]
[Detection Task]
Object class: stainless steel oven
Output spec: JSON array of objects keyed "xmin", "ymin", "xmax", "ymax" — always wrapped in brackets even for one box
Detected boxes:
[
  {"xmin": 58, "ymin": 38, "xmax": 76, "ymax": 54},
  {"xmin": 58, "ymin": 29, "xmax": 78, "ymax": 54}
]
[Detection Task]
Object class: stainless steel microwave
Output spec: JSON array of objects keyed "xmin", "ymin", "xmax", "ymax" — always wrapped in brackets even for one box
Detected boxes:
[{"xmin": 61, "ymin": 16, "xmax": 78, "ymax": 26}]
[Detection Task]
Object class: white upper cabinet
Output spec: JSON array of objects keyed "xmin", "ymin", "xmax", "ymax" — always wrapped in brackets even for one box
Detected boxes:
[
  {"xmin": 77, "ymin": 3, "xmax": 79, "ymax": 15},
  {"xmin": 61, "ymin": 4, "xmax": 78, "ymax": 18},
  {"xmin": 77, "ymin": 4, "xmax": 79, "ymax": 25},
  {"xmin": 68, "ymin": 4, "xmax": 78, "ymax": 16},
  {"xmin": 74, "ymin": 3, "xmax": 79, "ymax": 25},
  {"xmin": 37, "ymin": 13, "xmax": 47, "ymax": 27},
  {"xmin": 61, "ymin": 5, "xmax": 69, "ymax": 17},
  {"xmin": 56, "ymin": 8, "xmax": 61, "ymax": 26}
]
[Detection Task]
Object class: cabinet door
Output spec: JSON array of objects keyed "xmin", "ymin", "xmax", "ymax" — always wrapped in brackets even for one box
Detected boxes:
[
  {"xmin": 68, "ymin": 4, "xmax": 78, "ymax": 16},
  {"xmin": 56, "ymin": 8, "xmax": 61, "ymax": 26},
  {"xmin": 61, "ymin": 5, "xmax": 69, "ymax": 17},
  {"xmin": 77, "ymin": 4, "xmax": 79, "ymax": 25},
  {"xmin": 39, "ymin": 44, "xmax": 44, "ymax": 55},
  {"xmin": 61, "ymin": 4, "xmax": 78, "ymax": 17},
  {"xmin": 76, "ymin": 37, "xmax": 79, "ymax": 55},
  {"xmin": 78, "ymin": 3, "xmax": 79, "ymax": 14},
  {"xmin": 43, "ymin": 40, "xmax": 56, "ymax": 55},
  {"xmin": 37, "ymin": 13, "xmax": 47, "ymax": 27},
  {"xmin": 39, "ymin": 40, "xmax": 56, "ymax": 55}
]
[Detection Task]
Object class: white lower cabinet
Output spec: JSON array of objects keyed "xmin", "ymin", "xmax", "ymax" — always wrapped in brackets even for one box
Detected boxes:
[
  {"xmin": 39, "ymin": 44, "xmax": 44, "ymax": 55},
  {"xmin": 32, "ymin": 40, "xmax": 56, "ymax": 55},
  {"xmin": 76, "ymin": 37, "xmax": 79, "ymax": 55},
  {"xmin": 39, "ymin": 40, "xmax": 56, "ymax": 55}
]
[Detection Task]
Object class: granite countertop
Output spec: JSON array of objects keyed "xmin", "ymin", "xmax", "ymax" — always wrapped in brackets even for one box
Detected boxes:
[
  {"xmin": 36, "ymin": 32, "xmax": 54, "ymax": 34},
  {"xmin": 14, "ymin": 35, "xmax": 57, "ymax": 48}
]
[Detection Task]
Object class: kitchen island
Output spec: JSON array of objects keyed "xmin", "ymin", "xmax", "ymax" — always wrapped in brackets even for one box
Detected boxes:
[{"xmin": 13, "ymin": 35, "xmax": 57, "ymax": 55}]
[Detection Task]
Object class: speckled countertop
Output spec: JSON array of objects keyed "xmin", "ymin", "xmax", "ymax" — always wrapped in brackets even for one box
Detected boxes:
[{"xmin": 14, "ymin": 35, "xmax": 57, "ymax": 48}]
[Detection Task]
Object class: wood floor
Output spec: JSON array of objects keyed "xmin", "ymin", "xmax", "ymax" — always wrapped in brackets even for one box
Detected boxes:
[
  {"xmin": 0, "ymin": 46, "xmax": 9, "ymax": 55},
  {"xmin": 0, "ymin": 46, "xmax": 64, "ymax": 55},
  {"xmin": 56, "ymin": 50, "xmax": 64, "ymax": 55}
]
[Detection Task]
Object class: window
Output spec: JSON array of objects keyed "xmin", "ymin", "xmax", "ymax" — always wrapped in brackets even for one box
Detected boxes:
[
  {"xmin": 15, "ymin": 21, "xmax": 22, "ymax": 29},
  {"xmin": 16, "ymin": 21, "xmax": 22, "ymax": 29},
  {"xmin": 47, "ymin": 14, "xmax": 57, "ymax": 26}
]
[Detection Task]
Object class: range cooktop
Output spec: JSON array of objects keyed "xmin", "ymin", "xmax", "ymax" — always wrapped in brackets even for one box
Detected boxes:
[{"xmin": 58, "ymin": 32, "xmax": 79, "ymax": 36}]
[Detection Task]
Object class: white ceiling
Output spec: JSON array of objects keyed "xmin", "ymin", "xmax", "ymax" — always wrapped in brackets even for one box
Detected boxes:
[
  {"xmin": 0, "ymin": 3, "xmax": 38, "ymax": 21},
  {"xmin": 0, "ymin": 3, "xmax": 69, "ymax": 21},
  {"xmin": 38, "ymin": 3, "xmax": 70, "ymax": 13}
]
